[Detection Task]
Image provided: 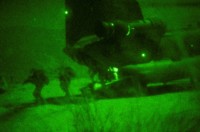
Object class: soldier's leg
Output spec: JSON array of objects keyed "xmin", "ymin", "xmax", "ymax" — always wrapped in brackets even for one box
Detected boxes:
[
  {"xmin": 60, "ymin": 81, "xmax": 70, "ymax": 97},
  {"xmin": 33, "ymin": 84, "xmax": 43, "ymax": 101}
]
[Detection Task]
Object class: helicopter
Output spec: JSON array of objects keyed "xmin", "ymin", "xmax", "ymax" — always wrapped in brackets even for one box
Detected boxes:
[{"xmin": 64, "ymin": 0, "xmax": 200, "ymax": 98}]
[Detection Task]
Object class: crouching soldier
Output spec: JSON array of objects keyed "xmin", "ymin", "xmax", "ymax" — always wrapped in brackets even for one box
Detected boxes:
[
  {"xmin": 59, "ymin": 67, "xmax": 75, "ymax": 97},
  {"xmin": 23, "ymin": 69, "xmax": 49, "ymax": 102}
]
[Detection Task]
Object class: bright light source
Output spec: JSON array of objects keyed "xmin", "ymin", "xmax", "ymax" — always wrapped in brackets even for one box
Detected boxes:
[
  {"xmin": 108, "ymin": 67, "xmax": 118, "ymax": 72},
  {"xmin": 65, "ymin": 10, "xmax": 69, "ymax": 15},
  {"xmin": 110, "ymin": 23, "xmax": 114, "ymax": 27},
  {"xmin": 141, "ymin": 53, "xmax": 146, "ymax": 58},
  {"xmin": 113, "ymin": 67, "xmax": 119, "ymax": 72}
]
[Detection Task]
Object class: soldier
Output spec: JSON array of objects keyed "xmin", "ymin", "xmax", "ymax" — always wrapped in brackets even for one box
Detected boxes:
[
  {"xmin": 23, "ymin": 69, "xmax": 49, "ymax": 102},
  {"xmin": 58, "ymin": 67, "xmax": 75, "ymax": 97}
]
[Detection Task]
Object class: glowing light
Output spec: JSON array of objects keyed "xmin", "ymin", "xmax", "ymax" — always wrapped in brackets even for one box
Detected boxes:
[
  {"xmin": 110, "ymin": 23, "xmax": 114, "ymax": 27},
  {"xmin": 141, "ymin": 53, "xmax": 146, "ymax": 58},
  {"xmin": 108, "ymin": 67, "xmax": 118, "ymax": 72},
  {"xmin": 65, "ymin": 10, "xmax": 69, "ymax": 15},
  {"xmin": 113, "ymin": 67, "xmax": 119, "ymax": 72},
  {"xmin": 126, "ymin": 25, "xmax": 131, "ymax": 36}
]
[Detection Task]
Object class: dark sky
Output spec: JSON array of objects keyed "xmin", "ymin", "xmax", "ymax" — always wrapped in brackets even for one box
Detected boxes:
[
  {"xmin": 0, "ymin": 0, "xmax": 74, "ymax": 83},
  {"xmin": 0, "ymin": 0, "xmax": 66, "ymax": 29}
]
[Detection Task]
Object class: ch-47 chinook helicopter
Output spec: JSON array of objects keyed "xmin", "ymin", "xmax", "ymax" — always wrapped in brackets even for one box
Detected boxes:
[{"xmin": 64, "ymin": 0, "xmax": 200, "ymax": 98}]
